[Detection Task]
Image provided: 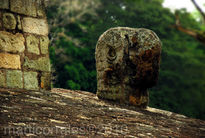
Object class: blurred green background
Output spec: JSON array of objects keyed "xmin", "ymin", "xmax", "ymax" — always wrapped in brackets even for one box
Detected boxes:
[{"xmin": 46, "ymin": 0, "xmax": 205, "ymax": 120}]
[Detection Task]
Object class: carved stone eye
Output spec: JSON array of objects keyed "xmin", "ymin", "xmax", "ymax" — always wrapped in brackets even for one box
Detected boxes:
[
  {"xmin": 96, "ymin": 27, "xmax": 161, "ymax": 108},
  {"xmin": 107, "ymin": 46, "xmax": 117, "ymax": 63}
]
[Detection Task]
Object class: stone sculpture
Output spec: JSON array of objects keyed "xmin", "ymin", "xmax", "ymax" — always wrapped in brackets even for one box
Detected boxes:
[{"xmin": 95, "ymin": 27, "xmax": 161, "ymax": 108}]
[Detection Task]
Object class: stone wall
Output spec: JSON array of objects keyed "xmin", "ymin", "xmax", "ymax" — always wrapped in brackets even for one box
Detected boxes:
[{"xmin": 0, "ymin": 0, "xmax": 51, "ymax": 91}]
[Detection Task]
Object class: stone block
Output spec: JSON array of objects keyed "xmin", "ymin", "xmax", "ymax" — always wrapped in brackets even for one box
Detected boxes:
[
  {"xmin": 23, "ymin": 56, "xmax": 51, "ymax": 72},
  {"xmin": 10, "ymin": 0, "xmax": 37, "ymax": 17},
  {"xmin": 24, "ymin": 71, "xmax": 39, "ymax": 90},
  {"xmin": 3, "ymin": 13, "xmax": 17, "ymax": 30},
  {"xmin": 6, "ymin": 70, "xmax": 23, "ymax": 89},
  {"xmin": 40, "ymin": 36, "xmax": 49, "ymax": 54},
  {"xmin": 0, "ymin": 31, "xmax": 25, "ymax": 53},
  {"xmin": 26, "ymin": 35, "xmax": 40, "ymax": 55},
  {"xmin": 0, "ymin": 0, "xmax": 9, "ymax": 9},
  {"xmin": 36, "ymin": 0, "xmax": 46, "ymax": 17},
  {"xmin": 0, "ymin": 53, "xmax": 21, "ymax": 69},
  {"xmin": 41, "ymin": 72, "xmax": 51, "ymax": 90},
  {"xmin": 17, "ymin": 15, "xmax": 22, "ymax": 30},
  {"xmin": 0, "ymin": 70, "xmax": 6, "ymax": 87},
  {"xmin": 22, "ymin": 17, "xmax": 48, "ymax": 36}
]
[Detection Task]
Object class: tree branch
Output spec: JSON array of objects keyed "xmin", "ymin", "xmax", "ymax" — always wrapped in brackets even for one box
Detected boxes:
[
  {"xmin": 173, "ymin": 13, "xmax": 205, "ymax": 45},
  {"xmin": 191, "ymin": 0, "xmax": 205, "ymax": 21},
  {"xmin": 174, "ymin": 13, "xmax": 197, "ymax": 37}
]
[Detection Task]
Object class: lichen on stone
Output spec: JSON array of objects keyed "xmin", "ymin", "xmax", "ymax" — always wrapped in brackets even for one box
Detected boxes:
[
  {"xmin": 0, "ymin": 70, "xmax": 6, "ymax": 87},
  {"xmin": 24, "ymin": 71, "xmax": 39, "ymax": 90},
  {"xmin": 40, "ymin": 36, "xmax": 49, "ymax": 54},
  {"xmin": 6, "ymin": 70, "xmax": 23, "ymax": 89},
  {"xmin": 3, "ymin": 13, "xmax": 16, "ymax": 30},
  {"xmin": 26, "ymin": 35, "xmax": 40, "ymax": 55},
  {"xmin": 95, "ymin": 27, "xmax": 161, "ymax": 108},
  {"xmin": 23, "ymin": 56, "xmax": 51, "ymax": 72},
  {"xmin": 0, "ymin": 31, "xmax": 25, "ymax": 53}
]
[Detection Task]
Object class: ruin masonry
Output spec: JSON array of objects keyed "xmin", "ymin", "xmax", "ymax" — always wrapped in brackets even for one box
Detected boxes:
[{"xmin": 0, "ymin": 0, "xmax": 51, "ymax": 91}]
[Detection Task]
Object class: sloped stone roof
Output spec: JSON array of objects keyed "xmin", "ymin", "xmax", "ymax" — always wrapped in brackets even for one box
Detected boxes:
[{"xmin": 0, "ymin": 88, "xmax": 205, "ymax": 137}]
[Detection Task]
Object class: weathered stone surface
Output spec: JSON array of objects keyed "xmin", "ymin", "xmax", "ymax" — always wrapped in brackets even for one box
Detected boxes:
[
  {"xmin": 23, "ymin": 56, "xmax": 51, "ymax": 72},
  {"xmin": 24, "ymin": 71, "xmax": 39, "ymax": 90},
  {"xmin": 95, "ymin": 27, "xmax": 161, "ymax": 108},
  {"xmin": 36, "ymin": 0, "xmax": 46, "ymax": 17},
  {"xmin": 40, "ymin": 36, "xmax": 49, "ymax": 54},
  {"xmin": 10, "ymin": 0, "xmax": 37, "ymax": 17},
  {"xmin": 0, "ymin": 88, "xmax": 205, "ymax": 137},
  {"xmin": 40, "ymin": 72, "xmax": 51, "ymax": 90},
  {"xmin": 0, "ymin": 31, "xmax": 25, "ymax": 53},
  {"xmin": 22, "ymin": 17, "xmax": 48, "ymax": 35},
  {"xmin": 0, "ymin": 70, "xmax": 5, "ymax": 87},
  {"xmin": 17, "ymin": 15, "xmax": 22, "ymax": 30},
  {"xmin": 26, "ymin": 35, "xmax": 40, "ymax": 55},
  {"xmin": 0, "ymin": 0, "xmax": 50, "ymax": 91},
  {"xmin": 3, "ymin": 13, "xmax": 16, "ymax": 30},
  {"xmin": 6, "ymin": 70, "xmax": 23, "ymax": 89},
  {"xmin": 0, "ymin": 0, "xmax": 9, "ymax": 9},
  {"xmin": 0, "ymin": 53, "xmax": 21, "ymax": 69}
]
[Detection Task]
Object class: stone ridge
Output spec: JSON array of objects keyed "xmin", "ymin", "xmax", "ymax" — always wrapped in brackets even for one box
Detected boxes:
[
  {"xmin": 0, "ymin": 88, "xmax": 204, "ymax": 137},
  {"xmin": 0, "ymin": 0, "xmax": 51, "ymax": 91}
]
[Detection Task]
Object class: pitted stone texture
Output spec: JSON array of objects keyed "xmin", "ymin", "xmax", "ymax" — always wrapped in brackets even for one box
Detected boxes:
[
  {"xmin": 10, "ymin": 0, "xmax": 37, "ymax": 17},
  {"xmin": 6, "ymin": 70, "xmax": 23, "ymax": 89},
  {"xmin": 36, "ymin": 0, "xmax": 46, "ymax": 17},
  {"xmin": 22, "ymin": 17, "xmax": 48, "ymax": 36},
  {"xmin": 0, "ymin": 53, "xmax": 21, "ymax": 69},
  {"xmin": 41, "ymin": 72, "xmax": 51, "ymax": 90},
  {"xmin": 26, "ymin": 35, "xmax": 40, "ymax": 55},
  {"xmin": 17, "ymin": 16, "xmax": 22, "ymax": 30},
  {"xmin": 40, "ymin": 36, "xmax": 49, "ymax": 54},
  {"xmin": 0, "ymin": 0, "xmax": 9, "ymax": 9},
  {"xmin": 95, "ymin": 27, "xmax": 161, "ymax": 108},
  {"xmin": 0, "ymin": 70, "xmax": 6, "ymax": 87},
  {"xmin": 24, "ymin": 71, "xmax": 39, "ymax": 90},
  {"xmin": 0, "ymin": 31, "xmax": 25, "ymax": 53},
  {"xmin": 23, "ymin": 56, "xmax": 51, "ymax": 72},
  {"xmin": 3, "ymin": 13, "xmax": 17, "ymax": 30}
]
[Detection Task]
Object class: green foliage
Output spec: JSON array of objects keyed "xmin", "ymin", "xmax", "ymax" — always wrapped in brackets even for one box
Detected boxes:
[
  {"xmin": 47, "ymin": 0, "xmax": 205, "ymax": 120},
  {"xmin": 49, "ymin": 36, "xmax": 96, "ymax": 92}
]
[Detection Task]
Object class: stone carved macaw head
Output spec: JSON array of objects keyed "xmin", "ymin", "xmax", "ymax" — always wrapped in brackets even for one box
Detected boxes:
[{"xmin": 95, "ymin": 27, "xmax": 161, "ymax": 108}]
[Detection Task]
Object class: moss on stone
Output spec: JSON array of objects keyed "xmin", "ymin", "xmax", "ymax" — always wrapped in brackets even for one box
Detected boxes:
[
  {"xmin": 36, "ymin": 0, "xmax": 46, "ymax": 17},
  {"xmin": 17, "ymin": 15, "xmax": 22, "ymax": 30},
  {"xmin": 26, "ymin": 35, "xmax": 40, "ymax": 55},
  {"xmin": 3, "ymin": 13, "xmax": 16, "ymax": 30},
  {"xmin": 96, "ymin": 27, "xmax": 161, "ymax": 108},
  {"xmin": 40, "ymin": 36, "xmax": 49, "ymax": 54},
  {"xmin": 10, "ymin": 0, "xmax": 37, "ymax": 17},
  {"xmin": 0, "ymin": 0, "xmax": 9, "ymax": 9},
  {"xmin": 24, "ymin": 71, "xmax": 39, "ymax": 90},
  {"xmin": 0, "ymin": 70, "xmax": 6, "ymax": 87},
  {"xmin": 23, "ymin": 56, "xmax": 51, "ymax": 72},
  {"xmin": 6, "ymin": 70, "xmax": 23, "ymax": 89},
  {"xmin": 0, "ymin": 31, "xmax": 25, "ymax": 53}
]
